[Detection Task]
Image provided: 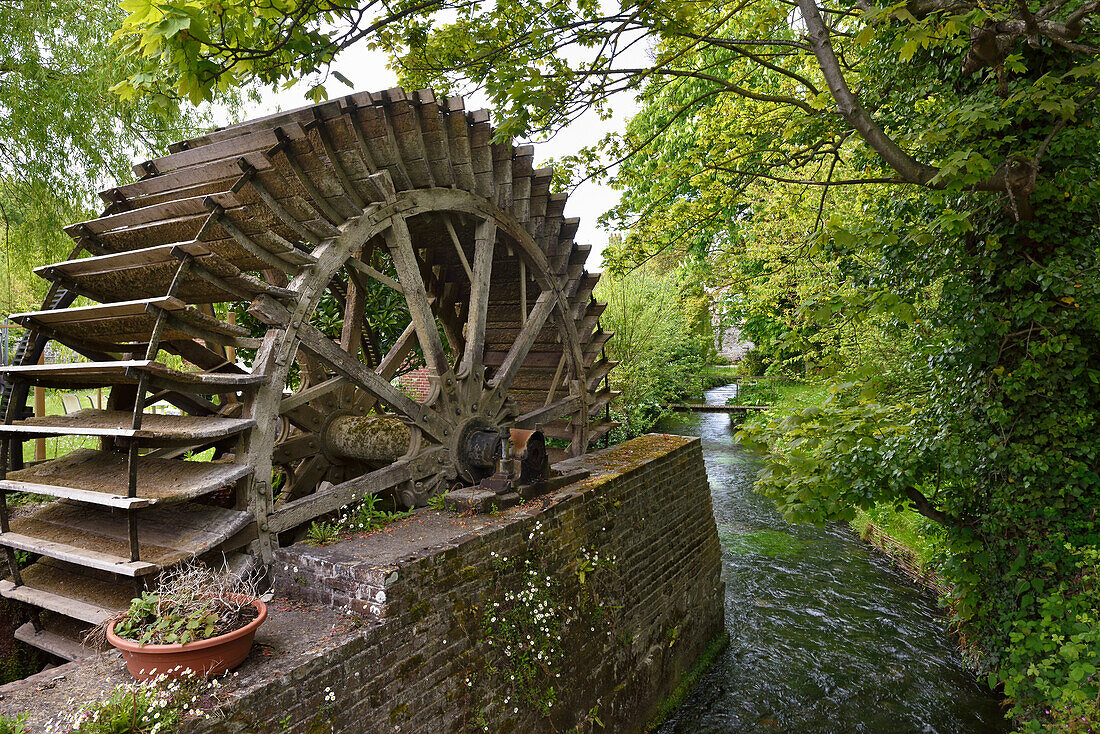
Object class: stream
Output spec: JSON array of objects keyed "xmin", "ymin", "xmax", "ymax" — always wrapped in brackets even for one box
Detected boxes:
[{"xmin": 654, "ymin": 383, "xmax": 1010, "ymax": 734}]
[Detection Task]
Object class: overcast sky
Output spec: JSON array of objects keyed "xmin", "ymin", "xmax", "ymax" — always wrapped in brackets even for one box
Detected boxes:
[{"xmin": 232, "ymin": 45, "xmax": 639, "ymax": 272}]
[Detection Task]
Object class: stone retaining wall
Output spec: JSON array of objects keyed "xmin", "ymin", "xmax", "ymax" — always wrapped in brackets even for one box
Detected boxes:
[{"xmin": 188, "ymin": 434, "xmax": 723, "ymax": 733}]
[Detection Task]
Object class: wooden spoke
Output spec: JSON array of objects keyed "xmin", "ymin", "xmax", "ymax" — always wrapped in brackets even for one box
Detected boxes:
[
  {"xmin": 383, "ymin": 216, "xmax": 449, "ymax": 376},
  {"xmin": 377, "ymin": 322, "xmax": 418, "ymax": 379},
  {"xmin": 341, "ymin": 256, "xmax": 368, "ymax": 358},
  {"xmin": 281, "ymin": 455, "xmax": 328, "ymax": 503},
  {"xmin": 356, "ymin": 322, "xmax": 419, "ymax": 418},
  {"xmin": 515, "ymin": 395, "xmax": 582, "ymax": 430},
  {"xmin": 279, "ymin": 376, "xmax": 347, "ymax": 414},
  {"xmin": 443, "ymin": 215, "xmax": 474, "ymax": 281},
  {"xmin": 459, "ymin": 220, "xmax": 496, "ymax": 377},
  {"xmin": 346, "ymin": 258, "xmax": 403, "ymax": 293}
]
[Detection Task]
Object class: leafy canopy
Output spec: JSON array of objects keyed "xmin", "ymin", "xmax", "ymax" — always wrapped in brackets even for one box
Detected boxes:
[{"xmin": 0, "ymin": 0, "xmax": 232, "ymax": 312}]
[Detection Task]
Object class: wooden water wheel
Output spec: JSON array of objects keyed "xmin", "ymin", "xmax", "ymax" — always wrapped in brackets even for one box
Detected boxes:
[{"xmin": 0, "ymin": 89, "xmax": 616, "ymax": 661}]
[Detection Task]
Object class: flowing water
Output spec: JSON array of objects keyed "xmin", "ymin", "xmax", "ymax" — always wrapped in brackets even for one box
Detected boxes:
[{"xmin": 655, "ymin": 384, "xmax": 1010, "ymax": 734}]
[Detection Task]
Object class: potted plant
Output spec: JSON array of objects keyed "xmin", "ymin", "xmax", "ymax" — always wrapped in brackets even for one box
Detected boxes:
[{"xmin": 103, "ymin": 562, "xmax": 268, "ymax": 681}]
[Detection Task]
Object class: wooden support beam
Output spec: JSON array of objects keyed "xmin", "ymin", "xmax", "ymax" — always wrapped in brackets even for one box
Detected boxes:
[
  {"xmin": 346, "ymin": 258, "xmax": 402, "ymax": 293},
  {"xmin": 267, "ymin": 450, "xmax": 441, "ymax": 533},
  {"xmin": 375, "ymin": 177, "xmax": 449, "ymax": 377},
  {"xmin": 459, "ymin": 220, "xmax": 495, "ymax": 377},
  {"xmin": 443, "ymin": 215, "xmax": 473, "ymax": 281},
  {"xmin": 515, "ymin": 395, "xmax": 582, "ymax": 429}
]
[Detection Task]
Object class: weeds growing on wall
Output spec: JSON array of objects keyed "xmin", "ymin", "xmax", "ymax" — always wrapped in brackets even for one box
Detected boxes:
[
  {"xmin": 479, "ymin": 522, "xmax": 621, "ymax": 724},
  {"xmin": 305, "ymin": 493, "xmax": 413, "ymax": 546}
]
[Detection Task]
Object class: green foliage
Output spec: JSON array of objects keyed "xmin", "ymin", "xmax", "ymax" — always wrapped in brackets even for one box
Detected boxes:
[
  {"xmin": 113, "ymin": 591, "xmax": 218, "ymax": 646},
  {"xmin": 998, "ymin": 543, "xmax": 1100, "ymax": 733},
  {"xmin": 339, "ymin": 493, "xmax": 413, "ymax": 532},
  {"xmin": 304, "ymin": 521, "xmax": 341, "ymax": 547},
  {"xmin": 69, "ymin": 683, "xmax": 180, "ymax": 733},
  {"xmin": 0, "ymin": 714, "xmax": 27, "ymax": 734},
  {"xmin": 306, "ymin": 493, "xmax": 414, "ymax": 546},
  {"xmin": 596, "ymin": 263, "xmax": 715, "ymax": 439},
  {"xmin": 111, "ymin": 563, "xmax": 258, "ymax": 647},
  {"xmin": 484, "ymin": 553, "xmax": 564, "ymax": 716},
  {"xmin": 63, "ymin": 673, "xmax": 215, "ymax": 733}
]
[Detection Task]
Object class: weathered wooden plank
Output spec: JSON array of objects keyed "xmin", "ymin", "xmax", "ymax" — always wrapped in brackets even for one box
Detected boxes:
[
  {"xmin": 515, "ymin": 395, "xmax": 582, "ymax": 429},
  {"xmin": 14, "ymin": 620, "xmax": 89, "ymax": 662},
  {"xmin": 14, "ymin": 501, "xmax": 252, "ymax": 563},
  {"xmin": 0, "ymin": 410, "xmax": 253, "ymax": 444},
  {"xmin": 492, "ymin": 142, "xmax": 513, "ymax": 212},
  {"xmin": 382, "ymin": 206, "xmax": 450, "ymax": 376},
  {"xmin": 0, "ymin": 360, "xmax": 267, "ymax": 392},
  {"xmin": 468, "ymin": 111, "xmax": 494, "ymax": 200},
  {"xmin": 489, "ymin": 291, "xmax": 556, "ymax": 390},
  {"xmin": 0, "ymin": 576, "xmax": 120, "ymax": 625},
  {"xmin": 0, "ymin": 479, "xmax": 151, "ymax": 509},
  {"xmin": 418, "ymin": 98, "xmax": 454, "ymax": 188},
  {"xmin": 135, "ymin": 126, "xmax": 293, "ymax": 178},
  {"xmin": 268, "ymin": 449, "xmax": 441, "ymax": 533},
  {"xmin": 272, "ymin": 131, "xmax": 351, "ymax": 224},
  {"xmin": 279, "ymin": 376, "xmax": 347, "ymax": 413},
  {"xmin": 0, "ymin": 531, "xmax": 157, "ymax": 576},
  {"xmin": 346, "ymin": 257, "xmax": 402, "ymax": 293},
  {"xmin": 666, "ymin": 404, "xmax": 772, "ymax": 413},
  {"xmin": 511, "ymin": 145, "xmax": 533, "ymax": 224},
  {"xmin": 443, "ymin": 98, "xmax": 477, "ymax": 191},
  {"xmin": 104, "ymin": 154, "xmax": 273, "ymax": 208},
  {"xmin": 1, "ymin": 448, "xmax": 252, "ymax": 503},
  {"xmin": 306, "ymin": 111, "xmax": 366, "ymax": 209},
  {"xmin": 384, "ymin": 95, "xmax": 434, "ymax": 188}
]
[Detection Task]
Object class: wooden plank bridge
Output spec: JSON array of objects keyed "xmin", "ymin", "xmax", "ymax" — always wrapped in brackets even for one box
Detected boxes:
[{"xmin": 665, "ymin": 404, "xmax": 771, "ymax": 414}]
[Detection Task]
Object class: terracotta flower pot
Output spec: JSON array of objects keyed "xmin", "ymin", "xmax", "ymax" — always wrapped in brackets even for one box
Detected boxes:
[{"xmin": 106, "ymin": 596, "xmax": 268, "ymax": 681}]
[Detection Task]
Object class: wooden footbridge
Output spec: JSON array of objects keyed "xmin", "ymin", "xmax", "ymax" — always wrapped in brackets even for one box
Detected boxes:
[
  {"xmin": 665, "ymin": 404, "xmax": 771, "ymax": 414},
  {"xmin": 0, "ymin": 88, "xmax": 617, "ymax": 661}
]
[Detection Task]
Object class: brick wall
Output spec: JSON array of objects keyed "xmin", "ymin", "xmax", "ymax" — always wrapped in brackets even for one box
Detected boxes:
[
  {"xmin": 184, "ymin": 434, "xmax": 724, "ymax": 734},
  {"xmin": 396, "ymin": 366, "xmax": 432, "ymax": 402}
]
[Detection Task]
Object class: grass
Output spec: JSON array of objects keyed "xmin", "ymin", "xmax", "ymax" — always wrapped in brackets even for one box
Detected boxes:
[
  {"xmin": 850, "ymin": 505, "xmax": 944, "ymax": 573},
  {"xmin": 768, "ymin": 381, "xmax": 829, "ymax": 415}
]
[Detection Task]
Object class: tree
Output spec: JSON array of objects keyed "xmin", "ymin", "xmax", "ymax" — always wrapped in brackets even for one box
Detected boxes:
[
  {"xmin": 0, "ymin": 0, "xmax": 228, "ymax": 312},
  {"xmin": 596, "ymin": 263, "xmax": 714, "ymax": 438},
  {"xmin": 117, "ymin": 0, "xmax": 1100, "ymax": 726}
]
